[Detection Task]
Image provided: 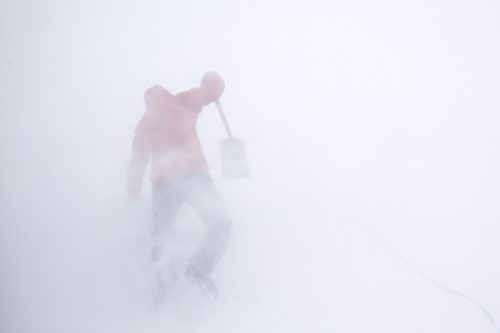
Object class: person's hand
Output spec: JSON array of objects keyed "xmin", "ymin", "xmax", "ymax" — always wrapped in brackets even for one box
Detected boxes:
[
  {"xmin": 126, "ymin": 191, "xmax": 143, "ymax": 203},
  {"xmin": 200, "ymin": 71, "xmax": 225, "ymax": 101}
]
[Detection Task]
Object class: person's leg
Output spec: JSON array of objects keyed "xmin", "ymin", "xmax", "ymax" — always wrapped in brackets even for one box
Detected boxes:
[
  {"xmin": 151, "ymin": 180, "xmax": 186, "ymax": 261},
  {"xmin": 184, "ymin": 173, "xmax": 233, "ymax": 279},
  {"xmin": 151, "ymin": 180, "xmax": 187, "ymax": 300}
]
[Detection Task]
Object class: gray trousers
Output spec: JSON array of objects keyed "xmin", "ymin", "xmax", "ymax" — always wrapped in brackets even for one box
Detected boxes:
[{"xmin": 151, "ymin": 173, "xmax": 232, "ymax": 277}]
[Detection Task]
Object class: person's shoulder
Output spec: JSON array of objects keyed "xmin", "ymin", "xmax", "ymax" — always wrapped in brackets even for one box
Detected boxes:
[{"xmin": 175, "ymin": 88, "xmax": 203, "ymax": 107}]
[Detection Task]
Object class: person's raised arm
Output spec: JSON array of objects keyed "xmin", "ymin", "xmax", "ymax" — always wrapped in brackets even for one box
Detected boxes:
[{"xmin": 177, "ymin": 71, "xmax": 225, "ymax": 107}]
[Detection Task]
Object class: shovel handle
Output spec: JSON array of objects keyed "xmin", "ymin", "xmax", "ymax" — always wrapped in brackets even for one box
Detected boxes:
[{"xmin": 215, "ymin": 100, "xmax": 234, "ymax": 139}]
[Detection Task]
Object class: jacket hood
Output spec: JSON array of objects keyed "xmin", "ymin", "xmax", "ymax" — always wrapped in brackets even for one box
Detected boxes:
[{"xmin": 144, "ymin": 85, "xmax": 172, "ymax": 109}]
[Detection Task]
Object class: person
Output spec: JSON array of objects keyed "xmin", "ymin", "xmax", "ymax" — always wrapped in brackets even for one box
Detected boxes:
[{"xmin": 127, "ymin": 72, "xmax": 233, "ymax": 299}]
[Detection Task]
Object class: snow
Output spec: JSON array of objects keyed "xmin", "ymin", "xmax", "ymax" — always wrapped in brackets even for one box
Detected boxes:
[{"xmin": 1, "ymin": 0, "xmax": 500, "ymax": 332}]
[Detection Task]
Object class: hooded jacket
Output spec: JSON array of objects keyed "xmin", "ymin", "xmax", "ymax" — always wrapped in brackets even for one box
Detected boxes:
[{"xmin": 127, "ymin": 72, "xmax": 225, "ymax": 196}]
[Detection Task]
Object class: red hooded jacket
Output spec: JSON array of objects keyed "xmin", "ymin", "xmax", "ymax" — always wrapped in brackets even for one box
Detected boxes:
[{"xmin": 127, "ymin": 72, "xmax": 225, "ymax": 196}]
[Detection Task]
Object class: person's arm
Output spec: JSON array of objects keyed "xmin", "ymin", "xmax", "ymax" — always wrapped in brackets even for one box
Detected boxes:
[
  {"xmin": 177, "ymin": 71, "xmax": 225, "ymax": 107},
  {"xmin": 127, "ymin": 115, "xmax": 151, "ymax": 198}
]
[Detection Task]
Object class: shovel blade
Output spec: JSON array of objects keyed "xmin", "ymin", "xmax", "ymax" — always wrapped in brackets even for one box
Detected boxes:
[{"xmin": 220, "ymin": 138, "xmax": 250, "ymax": 178}]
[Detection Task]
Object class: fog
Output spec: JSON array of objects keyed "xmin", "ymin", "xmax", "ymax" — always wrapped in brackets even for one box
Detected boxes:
[{"xmin": 1, "ymin": 0, "xmax": 500, "ymax": 332}]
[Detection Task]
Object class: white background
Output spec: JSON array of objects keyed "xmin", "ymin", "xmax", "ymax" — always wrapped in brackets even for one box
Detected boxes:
[{"xmin": 1, "ymin": 0, "xmax": 499, "ymax": 332}]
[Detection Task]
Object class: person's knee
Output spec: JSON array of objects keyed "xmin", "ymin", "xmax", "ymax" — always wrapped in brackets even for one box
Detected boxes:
[
  {"xmin": 221, "ymin": 216, "xmax": 233, "ymax": 231},
  {"xmin": 210, "ymin": 215, "xmax": 233, "ymax": 233}
]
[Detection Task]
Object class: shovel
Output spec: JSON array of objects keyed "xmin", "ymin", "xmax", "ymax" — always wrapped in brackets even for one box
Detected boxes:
[{"xmin": 215, "ymin": 100, "xmax": 250, "ymax": 178}]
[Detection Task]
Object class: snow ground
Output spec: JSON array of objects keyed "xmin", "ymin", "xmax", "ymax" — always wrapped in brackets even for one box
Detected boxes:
[
  {"xmin": 1, "ymin": 0, "xmax": 500, "ymax": 332},
  {"xmin": 1, "ymin": 167, "xmax": 499, "ymax": 333}
]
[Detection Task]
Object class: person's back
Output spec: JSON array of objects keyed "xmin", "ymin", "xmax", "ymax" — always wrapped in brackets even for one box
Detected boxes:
[{"xmin": 127, "ymin": 71, "xmax": 225, "ymax": 193}]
